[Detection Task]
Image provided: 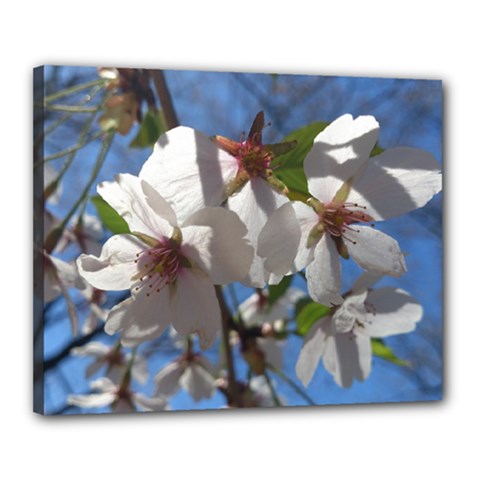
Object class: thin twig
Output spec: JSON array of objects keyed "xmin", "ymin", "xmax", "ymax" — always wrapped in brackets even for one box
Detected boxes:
[
  {"xmin": 45, "ymin": 79, "xmax": 106, "ymax": 103},
  {"xmin": 40, "ymin": 130, "xmax": 105, "ymax": 164},
  {"xmin": 44, "ymin": 132, "xmax": 114, "ymax": 253},
  {"xmin": 267, "ymin": 363, "xmax": 316, "ymax": 406},
  {"xmin": 263, "ymin": 371, "xmax": 282, "ymax": 407},
  {"xmin": 36, "ymin": 84, "xmax": 105, "ymax": 148},
  {"xmin": 42, "ymin": 104, "xmax": 99, "ymax": 113}
]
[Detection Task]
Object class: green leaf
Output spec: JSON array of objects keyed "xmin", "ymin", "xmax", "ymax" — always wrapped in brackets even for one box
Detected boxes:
[
  {"xmin": 91, "ymin": 195, "xmax": 130, "ymax": 234},
  {"xmin": 268, "ymin": 275, "xmax": 293, "ymax": 306},
  {"xmin": 371, "ymin": 339, "xmax": 410, "ymax": 367},
  {"xmin": 130, "ymin": 110, "xmax": 166, "ymax": 148},
  {"xmin": 371, "ymin": 144, "xmax": 384, "ymax": 157},
  {"xmin": 295, "ymin": 300, "xmax": 330, "ymax": 336},
  {"xmin": 271, "ymin": 121, "xmax": 329, "ymax": 199}
]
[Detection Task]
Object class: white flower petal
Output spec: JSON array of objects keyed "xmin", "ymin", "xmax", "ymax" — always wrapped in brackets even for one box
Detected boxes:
[
  {"xmin": 181, "ymin": 207, "xmax": 254, "ymax": 284},
  {"xmin": 258, "ymin": 338, "xmax": 283, "ymax": 370},
  {"xmin": 306, "ymin": 235, "xmax": 343, "ymax": 306},
  {"xmin": 130, "ymin": 354, "xmax": 149, "ymax": 385},
  {"xmin": 244, "ymin": 255, "xmax": 270, "ymax": 289},
  {"xmin": 304, "ymin": 114, "xmax": 379, "ymax": 203},
  {"xmin": 133, "ymin": 393, "xmax": 168, "ymax": 412},
  {"xmin": 267, "ymin": 287, "xmax": 305, "ymax": 323},
  {"xmin": 196, "ymin": 356, "xmax": 217, "ymax": 376},
  {"xmin": 140, "ymin": 179, "xmax": 178, "ymax": 227},
  {"xmin": 238, "ymin": 292, "xmax": 263, "ymax": 326},
  {"xmin": 351, "ymin": 272, "xmax": 383, "ymax": 294},
  {"xmin": 104, "ymin": 287, "xmax": 172, "ymax": 347},
  {"xmin": 295, "ymin": 319, "xmax": 330, "ymax": 387},
  {"xmin": 71, "ymin": 342, "xmax": 110, "ymax": 357},
  {"xmin": 82, "ymin": 304, "xmax": 107, "ymax": 335},
  {"xmin": 80, "ymin": 213, "xmax": 104, "ymax": 240},
  {"xmin": 82, "ymin": 313, "xmax": 99, "ymax": 335},
  {"xmin": 257, "ymin": 202, "xmax": 301, "ymax": 276},
  {"xmin": 323, "ymin": 332, "xmax": 372, "ymax": 388},
  {"xmin": 169, "ymin": 326, "xmax": 187, "ymax": 349},
  {"xmin": 77, "ymin": 234, "xmax": 145, "ymax": 291},
  {"xmin": 348, "ymin": 147, "xmax": 442, "ymax": 221},
  {"xmin": 332, "ymin": 290, "xmax": 368, "ymax": 334},
  {"xmin": 266, "ymin": 272, "xmax": 283, "ymax": 285},
  {"xmin": 44, "ymin": 255, "xmax": 78, "ymax": 302},
  {"xmin": 49, "ymin": 255, "xmax": 79, "ymax": 287},
  {"xmin": 171, "ymin": 269, "xmax": 221, "ymax": 349},
  {"xmin": 179, "ymin": 363, "xmax": 216, "ymax": 401},
  {"xmin": 239, "ymin": 287, "xmax": 304, "ymax": 326},
  {"xmin": 348, "ymin": 226, "xmax": 407, "ymax": 277},
  {"xmin": 154, "ymin": 361, "xmax": 185, "ymax": 397},
  {"xmin": 98, "ymin": 173, "xmax": 173, "ymax": 238},
  {"xmin": 361, "ymin": 287, "xmax": 423, "ymax": 337},
  {"xmin": 90, "ymin": 377, "xmax": 117, "ymax": 392},
  {"xmin": 228, "ymin": 177, "xmax": 288, "ymax": 287},
  {"xmin": 292, "ymin": 201, "xmax": 319, "ymax": 271},
  {"xmin": 139, "ymin": 126, "xmax": 239, "ymax": 224},
  {"xmin": 68, "ymin": 392, "xmax": 116, "ymax": 409}
]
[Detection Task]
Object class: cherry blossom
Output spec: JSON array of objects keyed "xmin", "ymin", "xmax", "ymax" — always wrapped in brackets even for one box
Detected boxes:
[
  {"xmin": 295, "ymin": 274, "xmax": 423, "ymax": 388},
  {"xmin": 99, "ymin": 93, "xmax": 139, "ymax": 135},
  {"xmin": 237, "ymin": 287, "xmax": 304, "ymax": 373},
  {"xmin": 259, "ymin": 114, "xmax": 442, "ymax": 306},
  {"xmin": 44, "ymin": 253, "xmax": 80, "ymax": 303},
  {"xmin": 58, "ymin": 213, "xmax": 104, "ymax": 256},
  {"xmin": 154, "ymin": 354, "xmax": 217, "ymax": 402},
  {"xmin": 68, "ymin": 377, "xmax": 168, "ymax": 413},
  {"xmin": 77, "ymin": 173, "xmax": 253, "ymax": 349},
  {"xmin": 71, "ymin": 342, "xmax": 148, "ymax": 384},
  {"xmin": 139, "ymin": 112, "xmax": 296, "ymax": 287},
  {"xmin": 239, "ymin": 287, "xmax": 304, "ymax": 327},
  {"xmin": 44, "ymin": 251, "xmax": 83, "ymax": 335},
  {"xmin": 237, "ymin": 376, "xmax": 285, "ymax": 408},
  {"xmin": 77, "ymin": 284, "xmax": 108, "ymax": 335}
]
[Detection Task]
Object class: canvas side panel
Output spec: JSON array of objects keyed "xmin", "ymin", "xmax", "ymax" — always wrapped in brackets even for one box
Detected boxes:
[{"xmin": 33, "ymin": 66, "xmax": 45, "ymax": 414}]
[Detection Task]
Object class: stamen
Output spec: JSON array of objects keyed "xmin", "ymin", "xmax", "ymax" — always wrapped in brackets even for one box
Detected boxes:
[
  {"xmin": 319, "ymin": 201, "xmax": 373, "ymax": 247},
  {"xmin": 133, "ymin": 242, "xmax": 183, "ymax": 296}
]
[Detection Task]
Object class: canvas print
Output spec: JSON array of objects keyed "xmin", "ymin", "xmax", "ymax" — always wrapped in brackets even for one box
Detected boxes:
[{"xmin": 33, "ymin": 66, "xmax": 442, "ymax": 415}]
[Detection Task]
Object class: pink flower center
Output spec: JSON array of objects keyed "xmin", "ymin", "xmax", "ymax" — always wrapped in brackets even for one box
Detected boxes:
[
  {"xmin": 321, "ymin": 202, "xmax": 374, "ymax": 244},
  {"xmin": 133, "ymin": 244, "xmax": 183, "ymax": 297},
  {"xmin": 236, "ymin": 136, "xmax": 272, "ymax": 178}
]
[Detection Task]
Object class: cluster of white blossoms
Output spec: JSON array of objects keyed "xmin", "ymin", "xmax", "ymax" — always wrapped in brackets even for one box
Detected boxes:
[{"xmin": 62, "ymin": 111, "xmax": 441, "ymax": 409}]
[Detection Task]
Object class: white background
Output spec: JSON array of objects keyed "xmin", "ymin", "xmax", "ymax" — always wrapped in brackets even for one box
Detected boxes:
[{"xmin": 0, "ymin": 1, "xmax": 474, "ymax": 478}]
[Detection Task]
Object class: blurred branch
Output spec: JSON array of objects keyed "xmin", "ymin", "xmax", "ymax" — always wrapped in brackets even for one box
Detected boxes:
[
  {"xmin": 43, "ymin": 104, "xmax": 99, "ymax": 113},
  {"xmin": 42, "ymin": 324, "xmax": 104, "ymax": 372},
  {"xmin": 40, "ymin": 130, "xmax": 105, "ymax": 164},
  {"xmin": 44, "ymin": 131, "xmax": 114, "ymax": 253},
  {"xmin": 44, "ymin": 79, "xmax": 105, "ymax": 103},
  {"xmin": 267, "ymin": 363, "xmax": 315, "ymax": 405},
  {"xmin": 151, "ymin": 70, "xmax": 179, "ymax": 128},
  {"xmin": 263, "ymin": 372, "xmax": 282, "ymax": 406}
]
